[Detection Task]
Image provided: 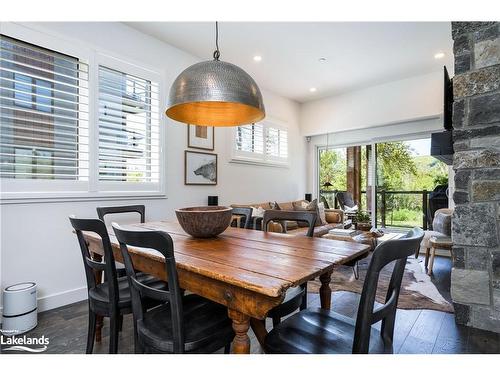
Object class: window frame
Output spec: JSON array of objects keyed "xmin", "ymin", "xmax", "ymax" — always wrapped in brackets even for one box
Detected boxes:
[
  {"xmin": 0, "ymin": 23, "xmax": 167, "ymax": 203},
  {"xmin": 230, "ymin": 118, "xmax": 289, "ymax": 168}
]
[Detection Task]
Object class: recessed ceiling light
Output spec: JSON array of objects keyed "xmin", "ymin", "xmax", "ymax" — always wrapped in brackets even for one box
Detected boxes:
[
  {"xmin": 434, "ymin": 52, "xmax": 445, "ymax": 59},
  {"xmin": 253, "ymin": 55, "xmax": 262, "ymax": 62},
  {"xmin": 309, "ymin": 87, "xmax": 317, "ymax": 93},
  {"xmin": 318, "ymin": 57, "xmax": 327, "ymax": 62}
]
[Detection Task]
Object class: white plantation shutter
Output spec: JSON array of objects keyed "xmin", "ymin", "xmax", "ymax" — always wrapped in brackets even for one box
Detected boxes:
[
  {"xmin": 98, "ymin": 66, "xmax": 160, "ymax": 184},
  {"xmin": 233, "ymin": 121, "xmax": 288, "ymax": 165},
  {"xmin": 279, "ymin": 129, "xmax": 288, "ymax": 158},
  {"xmin": 266, "ymin": 126, "xmax": 288, "ymax": 159},
  {"xmin": 0, "ymin": 35, "xmax": 89, "ymax": 181},
  {"xmin": 235, "ymin": 123, "xmax": 264, "ymax": 154},
  {"xmin": 1, "ymin": 27, "xmax": 166, "ymax": 200}
]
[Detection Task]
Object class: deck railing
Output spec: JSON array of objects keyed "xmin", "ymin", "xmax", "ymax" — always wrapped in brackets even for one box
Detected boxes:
[{"xmin": 320, "ymin": 189, "xmax": 429, "ymax": 230}]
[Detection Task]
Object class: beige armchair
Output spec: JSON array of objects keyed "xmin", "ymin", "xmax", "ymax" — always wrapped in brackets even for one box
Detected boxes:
[{"xmin": 419, "ymin": 208, "xmax": 453, "ymax": 269}]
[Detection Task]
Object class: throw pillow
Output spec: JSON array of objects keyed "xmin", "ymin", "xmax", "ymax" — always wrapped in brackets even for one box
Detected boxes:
[
  {"xmin": 344, "ymin": 204, "xmax": 358, "ymax": 213},
  {"xmin": 292, "ymin": 199, "xmax": 321, "ymax": 226},
  {"xmin": 317, "ymin": 202, "xmax": 327, "ymax": 225},
  {"xmin": 250, "ymin": 206, "xmax": 265, "ymax": 218},
  {"xmin": 267, "ymin": 221, "xmax": 284, "ymax": 233},
  {"xmin": 269, "ymin": 201, "xmax": 281, "ymax": 210},
  {"xmin": 325, "ymin": 210, "xmax": 341, "ymax": 223},
  {"xmin": 292, "ymin": 199, "xmax": 317, "ymax": 211}
]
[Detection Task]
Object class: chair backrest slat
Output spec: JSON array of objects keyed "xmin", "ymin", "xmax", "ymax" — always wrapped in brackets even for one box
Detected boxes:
[
  {"xmin": 130, "ymin": 277, "xmax": 171, "ymax": 303},
  {"xmin": 352, "ymin": 227, "xmax": 424, "ymax": 353},
  {"xmin": 69, "ymin": 216, "xmax": 120, "ymax": 309},
  {"xmin": 97, "ymin": 205, "xmax": 146, "ymax": 224},
  {"xmin": 112, "ymin": 224, "xmax": 185, "ymax": 353},
  {"xmin": 85, "ymin": 258, "xmax": 108, "ymax": 272},
  {"xmin": 263, "ymin": 210, "xmax": 317, "ymax": 238}
]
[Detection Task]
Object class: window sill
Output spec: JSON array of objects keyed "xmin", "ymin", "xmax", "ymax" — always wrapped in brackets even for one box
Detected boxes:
[
  {"xmin": 229, "ymin": 157, "xmax": 289, "ymax": 169},
  {"xmin": 0, "ymin": 191, "xmax": 167, "ymax": 205}
]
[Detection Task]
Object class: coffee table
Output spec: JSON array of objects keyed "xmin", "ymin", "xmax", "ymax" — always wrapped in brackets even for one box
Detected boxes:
[
  {"xmin": 323, "ymin": 229, "xmax": 403, "ymax": 251},
  {"xmin": 322, "ymin": 230, "xmax": 403, "ymax": 279}
]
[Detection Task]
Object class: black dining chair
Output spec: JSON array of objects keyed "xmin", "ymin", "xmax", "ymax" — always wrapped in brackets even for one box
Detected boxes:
[
  {"xmin": 96, "ymin": 205, "xmax": 146, "ymax": 277},
  {"xmin": 231, "ymin": 207, "xmax": 253, "ymax": 229},
  {"xmin": 112, "ymin": 224, "xmax": 235, "ymax": 354},
  {"xmin": 262, "ymin": 210, "xmax": 317, "ymax": 327},
  {"xmin": 97, "ymin": 204, "xmax": 146, "ymax": 224},
  {"xmin": 263, "ymin": 209, "xmax": 317, "ymax": 237},
  {"xmin": 264, "ymin": 227, "xmax": 424, "ymax": 354},
  {"xmin": 69, "ymin": 216, "xmax": 168, "ymax": 354}
]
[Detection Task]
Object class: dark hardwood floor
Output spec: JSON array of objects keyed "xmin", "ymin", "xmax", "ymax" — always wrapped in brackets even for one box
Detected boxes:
[{"xmin": 2, "ymin": 255, "xmax": 500, "ymax": 354}]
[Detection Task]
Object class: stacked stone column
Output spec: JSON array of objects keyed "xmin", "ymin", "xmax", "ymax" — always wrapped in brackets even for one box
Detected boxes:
[{"xmin": 450, "ymin": 22, "xmax": 500, "ymax": 332}]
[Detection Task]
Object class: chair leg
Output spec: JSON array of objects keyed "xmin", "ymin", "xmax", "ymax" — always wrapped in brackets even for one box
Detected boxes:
[
  {"xmin": 427, "ymin": 247, "xmax": 436, "ymax": 276},
  {"xmin": 86, "ymin": 310, "xmax": 97, "ymax": 354},
  {"xmin": 118, "ymin": 315, "xmax": 123, "ymax": 332},
  {"xmin": 300, "ymin": 282, "xmax": 308, "ymax": 310},
  {"xmin": 224, "ymin": 343, "xmax": 231, "ymax": 354},
  {"xmin": 272, "ymin": 316, "xmax": 281, "ymax": 328},
  {"xmin": 380, "ymin": 307, "xmax": 397, "ymax": 350},
  {"xmin": 135, "ymin": 340, "xmax": 145, "ymax": 354},
  {"xmin": 109, "ymin": 314, "xmax": 120, "ymax": 354},
  {"xmin": 352, "ymin": 262, "xmax": 359, "ymax": 280},
  {"xmin": 424, "ymin": 247, "xmax": 430, "ymax": 268}
]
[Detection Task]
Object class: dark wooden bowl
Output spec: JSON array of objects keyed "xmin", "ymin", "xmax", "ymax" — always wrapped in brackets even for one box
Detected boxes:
[{"xmin": 175, "ymin": 206, "xmax": 233, "ymax": 238}]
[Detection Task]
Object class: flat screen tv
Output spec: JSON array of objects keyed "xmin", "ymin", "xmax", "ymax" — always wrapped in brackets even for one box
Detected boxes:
[{"xmin": 443, "ymin": 66, "xmax": 453, "ymax": 130}]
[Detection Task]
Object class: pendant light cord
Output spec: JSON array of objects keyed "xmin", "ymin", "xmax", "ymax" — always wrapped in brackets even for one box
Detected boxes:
[{"xmin": 213, "ymin": 21, "xmax": 220, "ymax": 60}]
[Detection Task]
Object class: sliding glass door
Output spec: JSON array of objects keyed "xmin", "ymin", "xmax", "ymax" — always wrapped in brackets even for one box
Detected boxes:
[
  {"xmin": 319, "ymin": 144, "xmax": 371, "ymax": 211},
  {"xmin": 375, "ymin": 138, "xmax": 448, "ymax": 229},
  {"xmin": 318, "ymin": 137, "xmax": 448, "ymax": 230}
]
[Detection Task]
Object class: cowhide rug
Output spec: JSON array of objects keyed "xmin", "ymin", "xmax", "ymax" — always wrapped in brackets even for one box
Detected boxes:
[{"xmin": 309, "ymin": 255, "xmax": 453, "ymax": 313}]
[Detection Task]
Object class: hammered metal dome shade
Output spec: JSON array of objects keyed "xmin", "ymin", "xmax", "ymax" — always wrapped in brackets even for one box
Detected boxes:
[{"xmin": 166, "ymin": 60, "xmax": 265, "ymax": 126}]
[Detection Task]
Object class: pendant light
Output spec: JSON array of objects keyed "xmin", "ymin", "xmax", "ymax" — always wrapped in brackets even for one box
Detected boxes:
[
  {"xmin": 166, "ymin": 22, "xmax": 266, "ymax": 127},
  {"xmin": 322, "ymin": 132, "xmax": 333, "ymax": 189}
]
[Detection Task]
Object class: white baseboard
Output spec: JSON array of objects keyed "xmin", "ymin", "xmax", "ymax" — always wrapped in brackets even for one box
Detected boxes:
[{"xmin": 37, "ymin": 287, "xmax": 88, "ymax": 312}]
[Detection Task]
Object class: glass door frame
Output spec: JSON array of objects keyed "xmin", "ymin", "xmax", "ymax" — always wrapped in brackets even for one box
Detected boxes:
[
  {"xmin": 316, "ymin": 140, "xmax": 377, "ymax": 227},
  {"xmin": 316, "ymin": 130, "xmax": 439, "ymax": 230}
]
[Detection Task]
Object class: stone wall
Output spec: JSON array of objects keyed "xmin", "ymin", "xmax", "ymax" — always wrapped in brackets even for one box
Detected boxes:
[{"xmin": 451, "ymin": 22, "xmax": 500, "ymax": 333}]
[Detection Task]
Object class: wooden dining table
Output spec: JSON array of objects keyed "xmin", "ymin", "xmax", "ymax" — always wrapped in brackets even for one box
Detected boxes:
[{"xmin": 83, "ymin": 220, "xmax": 370, "ymax": 354}]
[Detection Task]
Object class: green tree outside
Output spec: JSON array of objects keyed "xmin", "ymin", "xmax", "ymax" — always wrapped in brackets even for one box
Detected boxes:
[{"xmin": 319, "ymin": 140, "xmax": 448, "ymax": 228}]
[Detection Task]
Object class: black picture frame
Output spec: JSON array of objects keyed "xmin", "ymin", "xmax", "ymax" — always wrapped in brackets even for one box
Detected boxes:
[{"xmin": 184, "ymin": 150, "xmax": 218, "ymax": 185}]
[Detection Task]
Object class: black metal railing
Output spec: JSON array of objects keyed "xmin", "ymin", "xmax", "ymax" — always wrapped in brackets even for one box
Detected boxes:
[{"xmin": 320, "ymin": 189, "xmax": 429, "ymax": 230}]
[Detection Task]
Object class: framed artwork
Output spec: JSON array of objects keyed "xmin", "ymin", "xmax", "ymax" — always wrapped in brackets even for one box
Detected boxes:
[
  {"xmin": 184, "ymin": 150, "xmax": 217, "ymax": 185},
  {"xmin": 187, "ymin": 125, "xmax": 214, "ymax": 150}
]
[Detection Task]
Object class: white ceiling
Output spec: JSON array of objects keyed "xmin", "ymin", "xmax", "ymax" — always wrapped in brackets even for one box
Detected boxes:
[{"xmin": 125, "ymin": 22, "xmax": 453, "ymax": 103}]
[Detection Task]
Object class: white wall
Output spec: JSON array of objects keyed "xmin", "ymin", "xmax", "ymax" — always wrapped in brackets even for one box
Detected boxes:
[
  {"xmin": 300, "ymin": 71, "xmax": 444, "ymax": 136},
  {"xmin": 0, "ymin": 22, "xmax": 305, "ymax": 312}
]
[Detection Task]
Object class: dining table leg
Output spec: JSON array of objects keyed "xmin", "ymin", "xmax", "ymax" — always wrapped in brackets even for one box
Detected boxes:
[
  {"xmin": 91, "ymin": 251, "xmax": 104, "ymax": 343},
  {"xmin": 228, "ymin": 309, "xmax": 251, "ymax": 354},
  {"xmin": 319, "ymin": 271, "xmax": 333, "ymax": 309}
]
